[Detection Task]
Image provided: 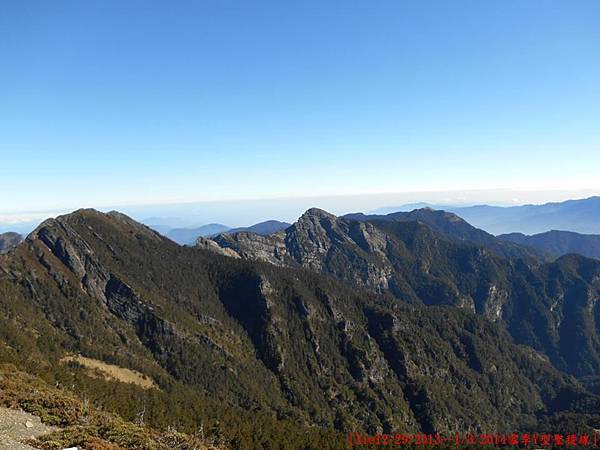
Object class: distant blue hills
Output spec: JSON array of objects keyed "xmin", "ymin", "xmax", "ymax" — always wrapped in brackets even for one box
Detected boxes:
[
  {"xmin": 373, "ymin": 196, "xmax": 600, "ymax": 235},
  {"xmin": 157, "ymin": 220, "xmax": 291, "ymax": 245}
]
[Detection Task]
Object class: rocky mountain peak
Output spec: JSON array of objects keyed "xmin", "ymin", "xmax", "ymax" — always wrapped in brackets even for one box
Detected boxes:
[
  {"xmin": 296, "ymin": 207, "xmax": 338, "ymax": 224},
  {"xmin": 50, "ymin": 208, "xmax": 163, "ymax": 242}
]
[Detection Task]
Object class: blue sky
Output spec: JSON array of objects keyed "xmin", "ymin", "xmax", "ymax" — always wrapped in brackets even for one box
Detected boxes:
[{"xmin": 1, "ymin": 0, "xmax": 599, "ymax": 217}]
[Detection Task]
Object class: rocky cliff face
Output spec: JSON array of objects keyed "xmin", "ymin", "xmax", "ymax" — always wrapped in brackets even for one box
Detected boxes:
[
  {"xmin": 199, "ymin": 208, "xmax": 600, "ymax": 379},
  {"xmin": 209, "ymin": 232, "xmax": 289, "ymax": 265},
  {"xmin": 196, "ymin": 236, "xmax": 242, "ymax": 259},
  {"xmin": 0, "ymin": 232, "xmax": 22, "ymax": 254},
  {"xmin": 209, "ymin": 208, "xmax": 398, "ymax": 293}
]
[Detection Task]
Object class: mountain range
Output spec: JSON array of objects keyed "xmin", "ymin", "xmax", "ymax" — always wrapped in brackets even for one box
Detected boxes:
[
  {"xmin": 202, "ymin": 207, "xmax": 600, "ymax": 381},
  {"xmin": 347, "ymin": 208, "xmax": 600, "ymax": 260},
  {"xmin": 2, "ymin": 205, "xmax": 600, "ymax": 448},
  {"xmin": 1, "ymin": 209, "xmax": 599, "ymax": 448},
  {"xmin": 343, "ymin": 208, "xmax": 545, "ymax": 260}
]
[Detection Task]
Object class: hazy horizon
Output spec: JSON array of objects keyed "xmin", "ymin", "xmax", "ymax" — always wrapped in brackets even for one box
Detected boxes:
[{"xmin": 2, "ymin": 188, "xmax": 598, "ymax": 235}]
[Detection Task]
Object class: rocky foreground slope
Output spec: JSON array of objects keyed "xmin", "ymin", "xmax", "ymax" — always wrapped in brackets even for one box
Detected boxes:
[{"xmin": 0, "ymin": 364, "xmax": 220, "ymax": 449}]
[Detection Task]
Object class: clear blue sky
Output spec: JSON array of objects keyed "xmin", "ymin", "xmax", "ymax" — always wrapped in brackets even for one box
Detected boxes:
[{"xmin": 1, "ymin": 0, "xmax": 599, "ymax": 214}]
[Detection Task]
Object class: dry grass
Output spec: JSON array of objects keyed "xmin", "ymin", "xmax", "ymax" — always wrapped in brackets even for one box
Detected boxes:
[{"xmin": 61, "ymin": 355, "xmax": 156, "ymax": 390}]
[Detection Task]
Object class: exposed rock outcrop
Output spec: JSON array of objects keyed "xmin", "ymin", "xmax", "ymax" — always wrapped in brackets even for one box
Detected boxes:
[{"xmin": 0, "ymin": 232, "xmax": 22, "ymax": 254}]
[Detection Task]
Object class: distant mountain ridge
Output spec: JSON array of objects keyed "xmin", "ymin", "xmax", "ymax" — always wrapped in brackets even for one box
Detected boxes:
[
  {"xmin": 451, "ymin": 196, "xmax": 600, "ymax": 235},
  {"xmin": 166, "ymin": 223, "xmax": 230, "ymax": 245},
  {"xmin": 499, "ymin": 229, "xmax": 600, "ymax": 260},
  {"xmin": 225, "ymin": 220, "xmax": 290, "ymax": 235},
  {"xmin": 343, "ymin": 208, "xmax": 545, "ymax": 260}
]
